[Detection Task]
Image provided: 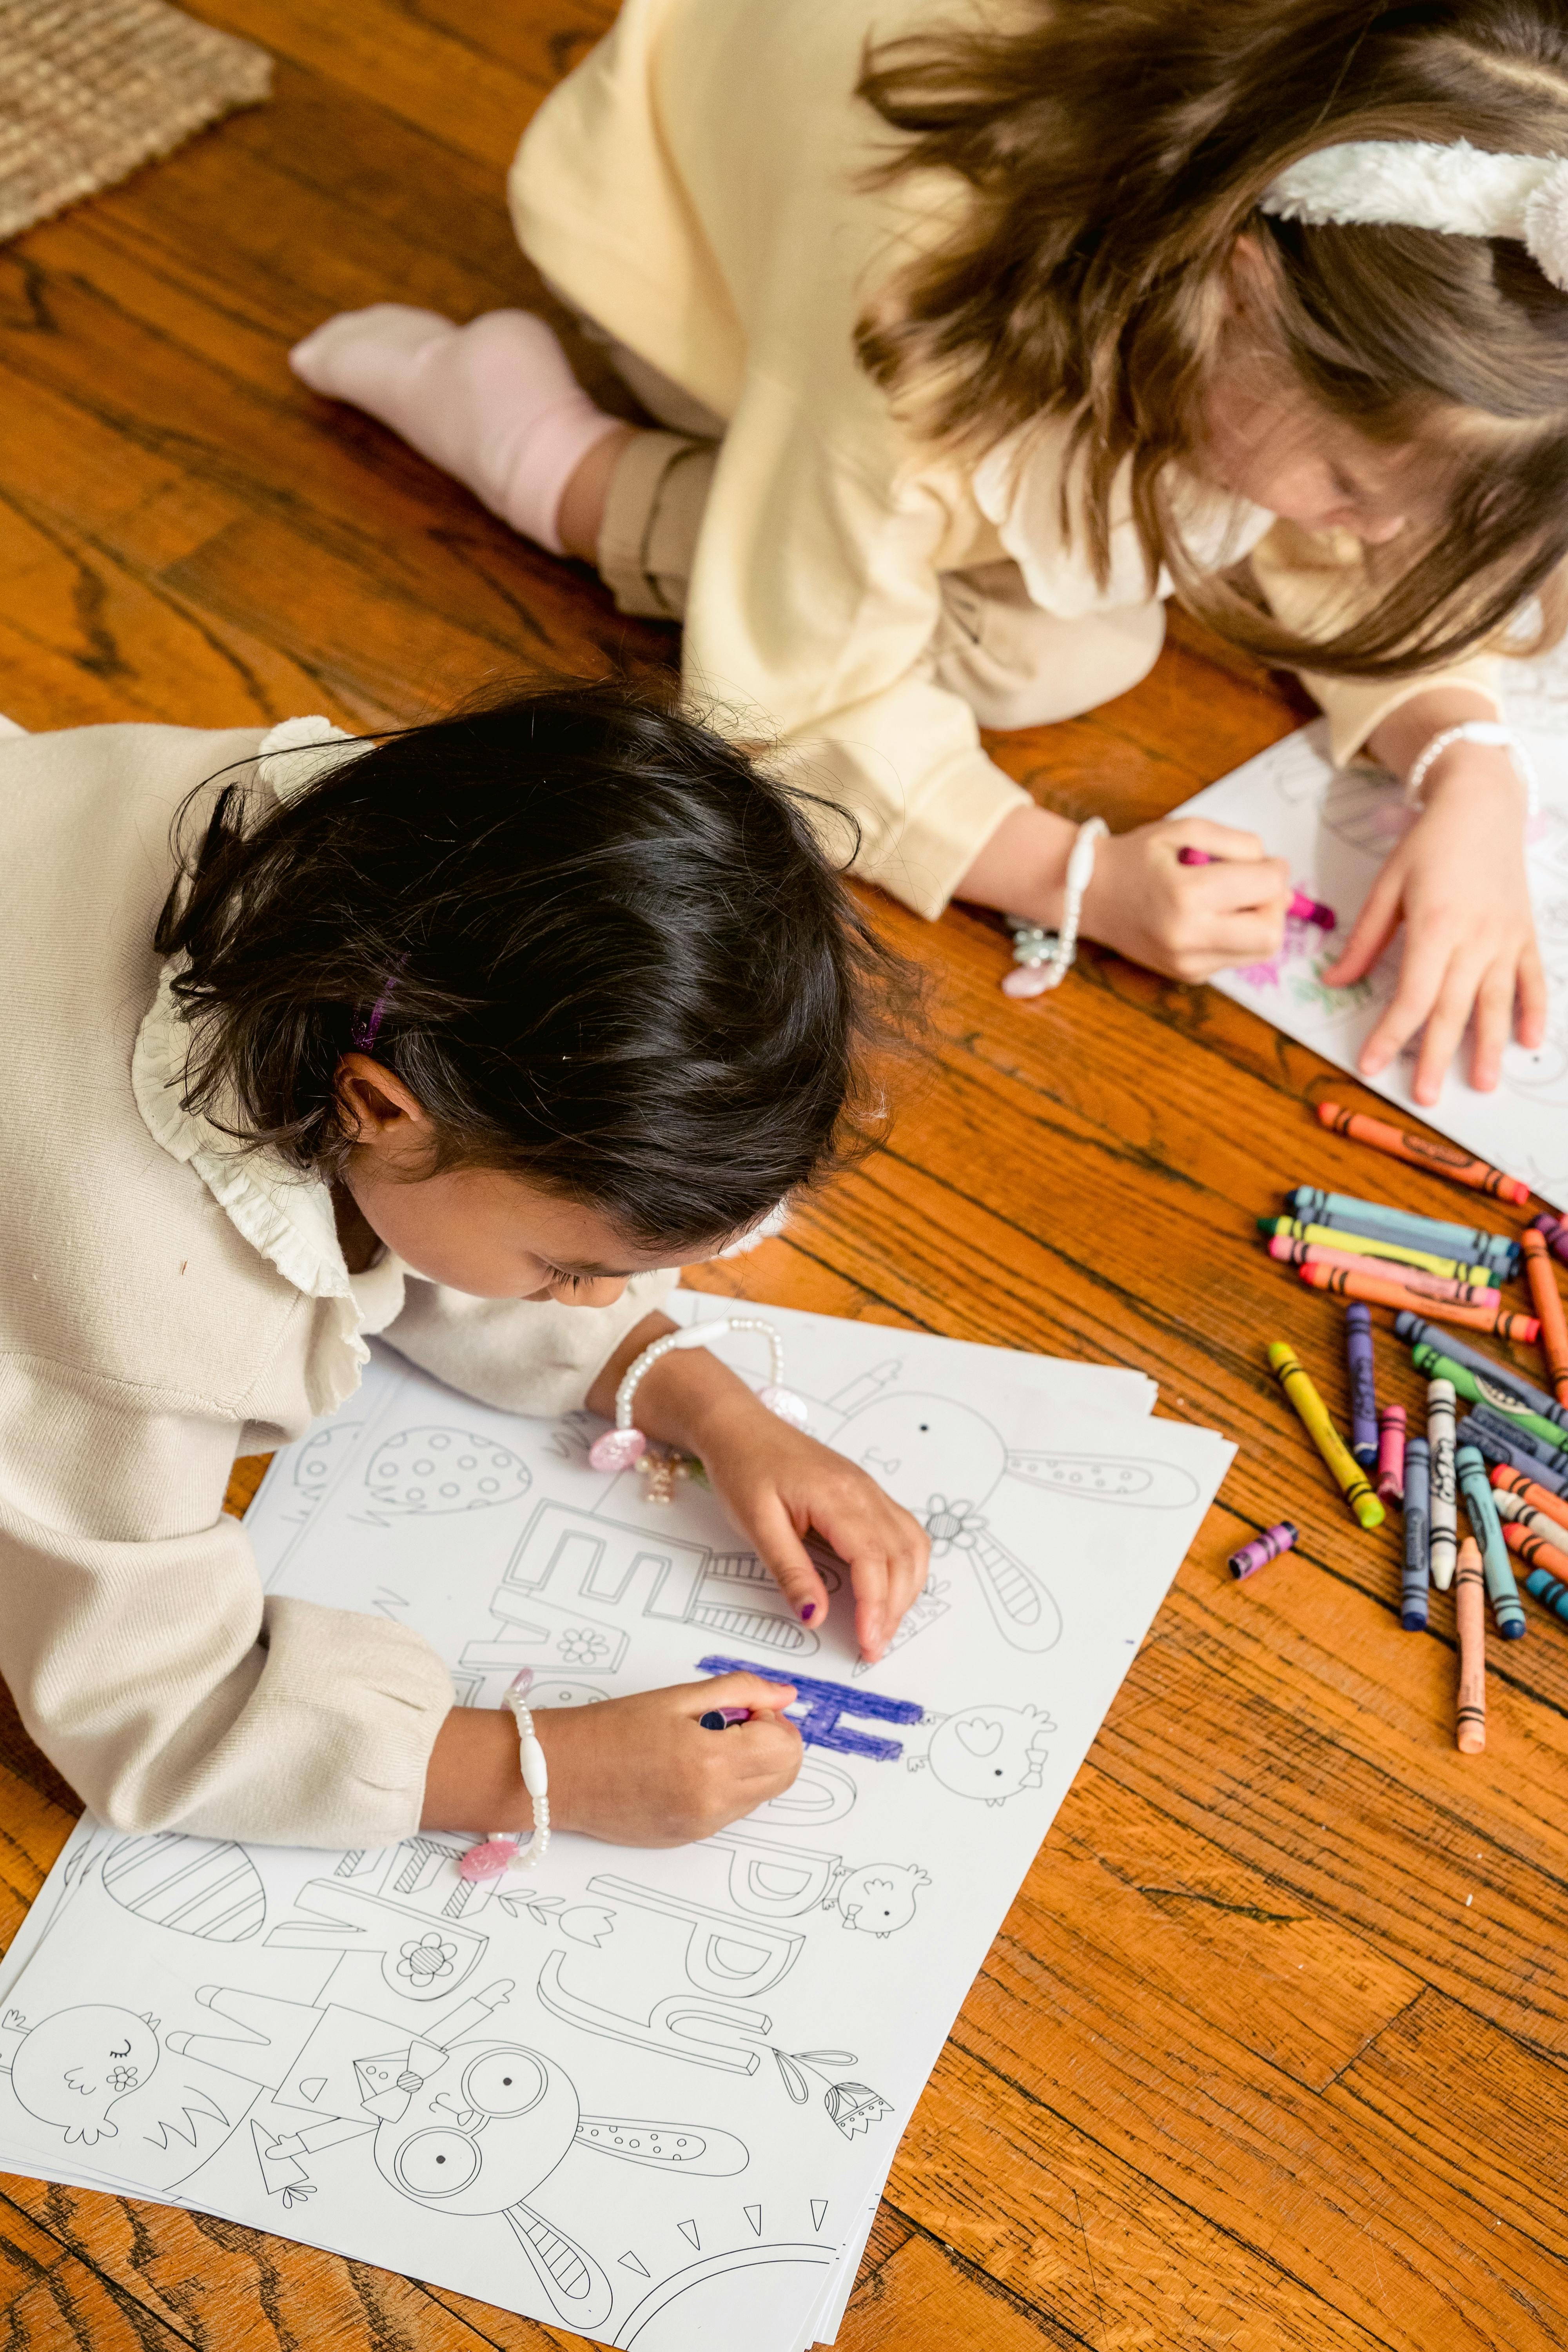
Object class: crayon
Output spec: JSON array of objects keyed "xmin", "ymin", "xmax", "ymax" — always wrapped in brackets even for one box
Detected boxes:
[
  {"xmin": 1282, "ymin": 1204, "xmax": 1515, "ymax": 1278},
  {"xmin": 1285, "ymin": 1188, "xmax": 1519, "ymax": 1273},
  {"xmin": 1455, "ymin": 1442, "xmax": 1526, "ymax": 1637},
  {"xmin": 1489, "ymin": 1463, "xmax": 1568, "ymax": 1535},
  {"xmin": 1454, "ymin": 1536, "xmax": 1487, "ymax": 1754},
  {"xmin": 1376, "ymin": 1404, "xmax": 1406, "ymax": 1502},
  {"xmin": 1298, "ymin": 1264, "xmax": 1537, "ymax": 1341},
  {"xmin": 1523, "ymin": 1229, "xmax": 1568, "ymax": 1407},
  {"xmin": 1177, "ymin": 848, "xmax": 1334, "ymax": 928},
  {"xmin": 1503, "ymin": 1526, "xmax": 1568, "ymax": 1623},
  {"xmin": 1497, "ymin": 1502, "xmax": 1568, "ymax": 1577},
  {"xmin": 1267, "ymin": 1341, "xmax": 1385, "ymax": 1529},
  {"xmin": 1268, "ymin": 1235, "xmax": 1500, "ymax": 1305},
  {"xmin": 1401, "ymin": 1434, "xmax": 1430, "ymax": 1630},
  {"xmin": 1395, "ymin": 1315, "xmax": 1568, "ymax": 1430},
  {"xmin": 1314, "ymin": 1102, "xmax": 1529, "ymax": 1203},
  {"xmin": 1428, "ymin": 1378, "xmax": 1458, "ymax": 1590},
  {"xmin": 1459, "ymin": 1414, "xmax": 1568, "ymax": 1495},
  {"xmin": 1531, "ymin": 1210, "xmax": 1568, "ymax": 1270},
  {"xmin": 1261, "ymin": 1218, "xmax": 1494, "ymax": 1287},
  {"xmin": 1345, "ymin": 1303, "xmax": 1378, "ymax": 1467},
  {"xmin": 1524, "ymin": 1563, "xmax": 1568, "ymax": 1625},
  {"xmin": 1469, "ymin": 1401, "xmax": 1568, "ymax": 1468},
  {"xmin": 1229, "ymin": 1521, "xmax": 1298, "ymax": 1580},
  {"xmin": 1408, "ymin": 1341, "xmax": 1568, "ymax": 1457}
]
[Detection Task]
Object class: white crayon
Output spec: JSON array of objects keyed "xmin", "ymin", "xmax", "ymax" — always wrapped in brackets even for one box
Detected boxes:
[{"xmin": 1428, "ymin": 1376, "xmax": 1458, "ymax": 1593}]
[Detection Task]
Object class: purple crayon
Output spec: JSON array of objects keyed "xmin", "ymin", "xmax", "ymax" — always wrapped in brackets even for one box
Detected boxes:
[
  {"xmin": 1345, "ymin": 1302, "xmax": 1379, "ymax": 1468},
  {"xmin": 1376, "ymin": 1404, "xmax": 1407, "ymax": 1503},
  {"xmin": 1176, "ymin": 847, "xmax": 1335, "ymax": 928},
  {"xmin": 1229, "ymin": 1521, "xmax": 1298, "ymax": 1580},
  {"xmin": 1532, "ymin": 1212, "xmax": 1568, "ymax": 1272}
]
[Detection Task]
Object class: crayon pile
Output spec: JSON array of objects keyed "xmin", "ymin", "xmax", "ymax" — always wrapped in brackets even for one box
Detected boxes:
[{"xmin": 1243, "ymin": 1101, "xmax": 1568, "ymax": 1756}]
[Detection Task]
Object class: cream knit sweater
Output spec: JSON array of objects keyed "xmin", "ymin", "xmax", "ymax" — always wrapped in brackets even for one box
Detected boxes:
[
  {"xmin": 0, "ymin": 719, "xmax": 673, "ymax": 1848},
  {"xmin": 512, "ymin": 0, "xmax": 1500, "ymax": 919}
]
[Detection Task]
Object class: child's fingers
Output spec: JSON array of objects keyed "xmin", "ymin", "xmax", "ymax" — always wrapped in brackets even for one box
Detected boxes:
[
  {"xmin": 1356, "ymin": 929, "xmax": 1448, "ymax": 1076},
  {"xmin": 683, "ymin": 1670, "xmax": 797, "ymax": 1718},
  {"xmin": 746, "ymin": 1495, "xmax": 833, "ymax": 1628},
  {"xmin": 1517, "ymin": 938, "xmax": 1548, "ymax": 1049},
  {"xmin": 1190, "ymin": 854, "xmax": 1291, "ymax": 913},
  {"xmin": 1412, "ymin": 957, "xmax": 1483, "ymax": 1105},
  {"xmin": 1323, "ymin": 866, "xmax": 1403, "ymax": 987},
  {"xmin": 1167, "ymin": 817, "xmax": 1270, "ymax": 863},
  {"xmin": 1469, "ymin": 960, "xmax": 1519, "ymax": 1093}
]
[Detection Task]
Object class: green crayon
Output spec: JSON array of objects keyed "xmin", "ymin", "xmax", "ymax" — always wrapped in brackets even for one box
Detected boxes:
[{"xmin": 1410, "ymin": 1340, "xmax": 1568, "ymax": 1459}]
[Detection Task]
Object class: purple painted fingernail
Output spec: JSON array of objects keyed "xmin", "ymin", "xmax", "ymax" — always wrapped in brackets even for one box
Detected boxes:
[{"xmin": 799, "ymin": 1602, "xmax": 817, "ymax": 1623}]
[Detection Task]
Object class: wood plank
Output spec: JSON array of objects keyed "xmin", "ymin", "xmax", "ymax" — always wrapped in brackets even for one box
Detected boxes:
[{"xmin": 0, "ymin": 2190, "xmax": 187, "ymax": 2350}]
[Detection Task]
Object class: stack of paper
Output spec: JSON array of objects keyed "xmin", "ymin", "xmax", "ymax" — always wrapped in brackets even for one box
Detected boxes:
[{"xmin": 0, "ymin": 1298, "xmax": 1231, "ymax": 2348}]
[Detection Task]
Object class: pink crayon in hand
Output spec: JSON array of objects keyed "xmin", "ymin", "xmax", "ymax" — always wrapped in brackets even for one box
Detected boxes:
[{"xmin": 1177, "ymin": 846, "xmax": 1335, "ymax": 930}]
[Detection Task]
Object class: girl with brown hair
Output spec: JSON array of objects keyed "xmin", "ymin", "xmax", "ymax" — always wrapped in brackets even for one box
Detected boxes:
[{"xmin": 292, "ymin": 0, "xmax": 1568, "ymax": 1105}]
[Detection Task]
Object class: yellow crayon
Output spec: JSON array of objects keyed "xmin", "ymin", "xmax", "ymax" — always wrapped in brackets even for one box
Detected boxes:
[
  {"xmin": 1259, "ymin": 1218, "xmax": 1493, "ymax": 1288},
  {"xmin": 1267, "ymin": 1340, "xmax": 1386, "ymax": 1530}
]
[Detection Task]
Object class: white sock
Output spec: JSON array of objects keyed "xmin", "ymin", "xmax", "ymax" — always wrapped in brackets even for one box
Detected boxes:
[{"xmin": 289, "ymin": 306, "xmax": 622, "ymax": 554}]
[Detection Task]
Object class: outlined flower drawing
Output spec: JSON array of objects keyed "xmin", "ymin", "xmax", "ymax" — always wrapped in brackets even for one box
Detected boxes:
[
  {"xmin": 922, "ymin": 1495, "xmax": 986, "ymax": 1554},
  {"xmin": 105, "ymin": 2065, "xmax": 138, "ymax": 2093},
  {"xmin": 558, "ymin": 1626, "xmax": 611, "ymax": 1667},
  {"xmin": 824, "ymin": 2081, "xmax": 895, "ymax": 2139},
  {"xmin": 396, "ymin": 1932, "xmax": 458, "ymax": 1988}
]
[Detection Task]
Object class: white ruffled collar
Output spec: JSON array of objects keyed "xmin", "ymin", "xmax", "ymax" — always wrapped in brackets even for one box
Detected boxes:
[{"xmin": 131, "ymin": 715, "xmax": 399, "ymax": 1416}]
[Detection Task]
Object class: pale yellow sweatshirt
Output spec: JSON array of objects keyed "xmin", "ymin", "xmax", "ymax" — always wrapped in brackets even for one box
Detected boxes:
[
  {"xmin": 0, "ymin": 718, "xmax": 673, "ymax": 1847},
  {"xmin": 511, "ymin": 0, "xmax": 1499, "ymax": 919}
]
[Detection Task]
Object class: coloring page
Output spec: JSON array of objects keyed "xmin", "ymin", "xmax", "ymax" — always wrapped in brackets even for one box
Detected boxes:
[
  {"xmin": 1171, "ymin": 677, "xmax": 1568, "ymax": 1204},
  {"xmin": 0, "ymin": 1311, "xmax": 1231, "ymax": 2351}
]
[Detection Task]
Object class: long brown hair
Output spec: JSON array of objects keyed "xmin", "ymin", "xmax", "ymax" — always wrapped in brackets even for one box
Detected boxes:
[{"xmin": 856, "ymin": 0, "xmax": 1568, "ymax": 678}]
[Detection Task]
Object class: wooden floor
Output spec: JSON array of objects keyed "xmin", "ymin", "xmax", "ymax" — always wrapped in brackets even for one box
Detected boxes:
[{"xmin": 0, "ymin": 5, "xmax": 1562, "ymax": 2347}]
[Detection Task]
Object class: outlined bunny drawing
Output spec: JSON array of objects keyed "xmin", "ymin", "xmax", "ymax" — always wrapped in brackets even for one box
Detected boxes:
[{"xmin": 165, "ymin": 1977, "xmax": 747, "ymax": 2330}]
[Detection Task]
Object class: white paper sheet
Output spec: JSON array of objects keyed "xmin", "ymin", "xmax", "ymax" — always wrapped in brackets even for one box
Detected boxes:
[
  {"xmin": 1170, "ymin": 672, "xmax": 1568, "ymax": 1205},
  {"xmin": 0, "ymin": 1312, "xmax": 1230, "ymax": 2348}
]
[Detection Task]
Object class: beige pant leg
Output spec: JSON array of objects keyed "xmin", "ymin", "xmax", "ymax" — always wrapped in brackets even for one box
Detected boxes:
[
  {"xmin": 597, "ymin": 431, "xmax": 716, "ymax": 620},
  {"xmin": 932, "ymin": 558, "xmax": 1167, "ymax": 730}
]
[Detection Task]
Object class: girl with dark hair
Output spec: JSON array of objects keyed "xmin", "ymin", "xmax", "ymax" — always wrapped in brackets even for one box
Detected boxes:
[
  {"xmin": 0, "ymin": 682, "xmax": 926, "ymax": 1849},
  {"xmin": 295, "ymin": 0, "xmax": 1568, "ymax": 1104}
]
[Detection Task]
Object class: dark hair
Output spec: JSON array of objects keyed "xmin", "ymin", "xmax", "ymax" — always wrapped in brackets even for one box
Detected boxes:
[
  {"xmin": 855, "ymin": 0, "xmax": 1568, "ymax": 678},
  {"xmin": 154, "ymin": 678, "xmax": 915, "ymax": 1254}
]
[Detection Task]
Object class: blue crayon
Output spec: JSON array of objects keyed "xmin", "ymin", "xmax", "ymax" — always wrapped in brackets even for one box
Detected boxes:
[
  {"xmin": 1455, "ymin": 1443, "xmax": 1527, "ymax": 1638},
  {"xmin": 1525, "ymin": 1565, "xmax": 1568, "ymax": 1625},
  {"xmin": 1455, "ymin": 1415, "xmax": 1568, "ymax": 1494},
  {"xmin": 1401, "ymin": 1436, "xmax": 1430, "ymax": 1630},
  {"xmin": 695, "ymin": 1655, "xmax": 923, "ymax": 1760},
  {"xmin": 1287, "ymin": 1189, "xmax": 1519, "ymax": 1271},
  {"xmin": 1345, "ymin": 1303, "xmax": 1378, "ymax": 1467},
  {"xmin": 1395, "ymin": 1314, "xmax": 1568, "ymax": 1432}
]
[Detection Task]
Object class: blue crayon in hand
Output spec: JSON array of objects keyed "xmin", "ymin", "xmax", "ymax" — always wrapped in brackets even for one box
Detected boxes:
[
  {"xmin": 1345, "ymin": 1302, "xmax": 1378, "ymax": 1467},
  {"xmin": 1401, "ymin": 1436, "xmax": 1430, "ymax": 1631},
  {"xmin": 1455, "ymin": 1443, "xmax": 1527, "ymax": 1639}
]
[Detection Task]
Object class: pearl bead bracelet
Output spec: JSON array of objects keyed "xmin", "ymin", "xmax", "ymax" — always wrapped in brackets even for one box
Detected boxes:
[
  {"xmin": 458, "ymin": 1668, "xmax": 550, "ymax": 1883},
  {"xmin": 587, "ymin": 1314, "xmax": 809, "ymax": 1475}
]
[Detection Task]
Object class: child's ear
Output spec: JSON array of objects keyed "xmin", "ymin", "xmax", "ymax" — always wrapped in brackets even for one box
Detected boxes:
[{"xmin": 335, "ymin": 1053, "xmax": 432, "ymax": 1147}]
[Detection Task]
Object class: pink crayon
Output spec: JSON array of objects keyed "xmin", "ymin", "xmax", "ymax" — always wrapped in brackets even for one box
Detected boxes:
[
  {"xmin": 1376, "ymin": 1404, "xmax": 1407, "ymax": 1503},
  {"xmin": 1265, "ymin": 1234, "xmax": 1501, "ymax": 1309},
  {"xmin": 1177, "ymin": 846, "xmax": 1335, "ymax": 929}
]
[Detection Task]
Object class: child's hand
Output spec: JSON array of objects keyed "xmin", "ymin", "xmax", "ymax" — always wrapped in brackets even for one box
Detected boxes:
[
  {"xmin": 537, "ymin": 1674, "xmax": 803, "ymax": 1846},
  {"xmin": 693, "ymin": 1390, "xmax": 931, "ymax": 1663},
  {"xmin": 1323, "ymin": 750, "xmax": 1545, "ymax": 1106},
  {"xmin": 1081, "ymin": 817, "xmax": 1291, "ymax": 982}
]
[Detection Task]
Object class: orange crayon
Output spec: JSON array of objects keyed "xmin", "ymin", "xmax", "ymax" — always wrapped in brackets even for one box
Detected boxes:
[
  {"xmin": 1522, "ymin": 1228, "xmax": 1568, "ymax": 1407},
  {"xmin": 1294, "ymin": 1262, "xmax": 1539, "ymax": 1343},
  {"xmin": 1455, "ymin": 1535, "xmax": 1487, "ymax": 1755},
  {"xmin": 1503, "ymin": 1518, "xmax": 1568, "ymax": 1583},
  {"xmin": 1315, "ymin": 1102, "xmax": 1529, "ymax": 1203},
  {"xmin": 1489, "ymin": 1463, "xmax": 1568, "ymax": 1536}
]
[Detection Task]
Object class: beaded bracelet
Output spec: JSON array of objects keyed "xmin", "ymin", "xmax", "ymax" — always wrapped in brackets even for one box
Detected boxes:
[
  {"xmin": 1405, "ymin": 720, "xmax": 1540, "ymax": 820},
  {"xmin": 458, "ymin": 1670, "xmax": 550, "ymax": 1883},
  {"xmin": 1002, "ymin": 816, "xmax": 1108, "ymax": 999},
  {"xmin": 587, "ymin": 1315, "xmax": 808, "ymax": 1474}
]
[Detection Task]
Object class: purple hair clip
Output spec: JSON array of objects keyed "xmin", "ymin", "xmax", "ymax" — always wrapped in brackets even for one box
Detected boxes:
[{"xmin": 350, "ymin": 955, "xmax": 408, "ymax": 1053}]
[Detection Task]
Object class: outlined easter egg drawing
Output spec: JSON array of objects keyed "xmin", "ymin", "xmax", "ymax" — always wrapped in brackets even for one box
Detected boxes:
[
  {"xmin": 366, "ymin": 1428, "xmax": 532, "ymax": 1513},
  {"xmin": 102, "ymin": 1835, "xmax": 266, "ymax": 1941}
]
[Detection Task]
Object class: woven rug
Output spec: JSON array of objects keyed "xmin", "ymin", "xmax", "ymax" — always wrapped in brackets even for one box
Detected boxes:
[{"xmin": 0, "ymin": 0, "xmax": 270, "ymax": 242}]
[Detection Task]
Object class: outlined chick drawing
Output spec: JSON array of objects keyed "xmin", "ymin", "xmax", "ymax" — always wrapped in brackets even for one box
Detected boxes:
[{"xmin": 824, "ymin": 1862, "xmax": 930, "ymax": 1938}]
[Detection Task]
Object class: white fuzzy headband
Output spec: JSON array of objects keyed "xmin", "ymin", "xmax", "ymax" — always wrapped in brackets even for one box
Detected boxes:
[{"xmin": 1261, "ymin": 139, "xmax": 1568, "ymax": 292}]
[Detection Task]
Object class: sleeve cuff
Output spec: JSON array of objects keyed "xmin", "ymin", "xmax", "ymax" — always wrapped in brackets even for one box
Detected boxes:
[
  {"xmin": 1299, "ymin": 661, "xmax": 1503, "ymax": 769},
  {"xmin": 799, "ymin": 736, "xmax": 1030, "ymax": 920}
]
